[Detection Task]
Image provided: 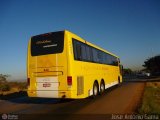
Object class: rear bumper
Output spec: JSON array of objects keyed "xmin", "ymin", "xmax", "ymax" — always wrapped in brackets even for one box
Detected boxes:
[{"xmin": 27, "ymin": 90, "xmax": 71, "ymax": 98}]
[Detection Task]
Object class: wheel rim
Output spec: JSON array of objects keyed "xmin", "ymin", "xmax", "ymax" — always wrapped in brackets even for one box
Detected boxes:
[
  {"xmin": 94, "ymin": 84, "xmax": 98, "ymax": 95},
  {"xmin": 101, "ymin": 83, "xmax": 105, "ymax": 92}
]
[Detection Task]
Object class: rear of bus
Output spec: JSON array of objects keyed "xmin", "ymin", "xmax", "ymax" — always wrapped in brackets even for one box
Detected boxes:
[{"xmin": 27, "ymin": 31, "xmax": 71, "ymax": 98}]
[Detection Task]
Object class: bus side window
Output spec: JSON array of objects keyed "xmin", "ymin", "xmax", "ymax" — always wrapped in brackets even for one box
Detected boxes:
[
  {"xmin": 106, "ymin": 54, "xmax": 111, "ymax": 65},
  {"xmin": 92, "ymin": 48, "xmax": 99, "ymax": 63},
  {"xmin": 81, "ymin": 44, "xmax": 87, "ymax": 61},
  {"xmin": 86, "ymin": 46, "xmax": 92, "ymax": 61},
  {"xmin": 98, "ymin": 50, "xmax": 103, "ymax": 64},
  {"xmin": 112, "ymin": 56, "xmax": 118, "ymax": 66},
  {"xmin": 73, "ymin": 40, "xmax": 88, "ymax": 61},
  {"xmin": 102, "ymin": 52, "xmax": 106, "ymax": 64},
  {"xmin": 73, "ymin": 39, "xmax": 82, "ymax": 60},
  {"xmin": 76, "ymin": 43, "xmax": 82, "ymax": 60}
]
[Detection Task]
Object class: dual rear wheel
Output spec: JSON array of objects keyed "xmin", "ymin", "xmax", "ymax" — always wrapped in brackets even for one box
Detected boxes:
[{"xmin": 93, "ymin": 80, "xmax": 105, "ymax": 97}]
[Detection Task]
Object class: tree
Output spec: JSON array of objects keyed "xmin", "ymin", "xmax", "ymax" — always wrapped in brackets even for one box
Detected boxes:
[
  {"xmin": 123, "ymin": 68, "xmax": 133, "ymax": 75},
  {"xmin": 0, "ymin": 74, "xmax": 11, "ymax": 91},
  {"xmin": 0, "ymin": 74, "xmax": 10, "ymax": 83},
  {"xmin": 143, "ymin": 55, "xmax": 160, "ymax": 75}
]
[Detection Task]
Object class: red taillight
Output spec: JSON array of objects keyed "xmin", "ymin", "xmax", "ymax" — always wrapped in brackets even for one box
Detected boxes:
[
  {"xmin": 27, "ymin": 78, "xmax": 30, "ymax": 86},
  {"xmin": 67, "ymin": 76, "xmax": 72, "ymax": 86}
]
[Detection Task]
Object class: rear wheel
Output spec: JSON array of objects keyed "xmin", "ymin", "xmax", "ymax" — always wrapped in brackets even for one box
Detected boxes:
[
  {"xmin": 100, "ymin": 80, "xmax": 105, "ymax": 94},
  {"xmin": 93, "ymin": 82, "xmax": 99, "ymax": 97},
  {"xmin": 118, "ymin": 76, "xmax": 121, "ymax": 84},
  {"xmin": 118, "ymin": 76, "xmax": 121, "ymax": 87}
]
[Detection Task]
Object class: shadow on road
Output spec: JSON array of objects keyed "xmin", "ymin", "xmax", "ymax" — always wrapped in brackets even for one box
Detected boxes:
[
  {"xmin": 45, "ymin": 84, "xmax": 121, "ymax": 114},
  {"xmin": 0, "ymin": 83, "xmax": 121, "ymax": 106},
  {"xmin": 0, "ymin": 91, "xmax": 74, "ymax": 104},
  {"xmin": 0, "ymin": 91, "xmax": 27, "ymax": 100}
]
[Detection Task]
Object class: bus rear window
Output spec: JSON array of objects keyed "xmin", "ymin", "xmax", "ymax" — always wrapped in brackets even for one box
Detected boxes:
[{"xmin": 31, "ymin": 31, "xmax": 64, "ymax": 56}]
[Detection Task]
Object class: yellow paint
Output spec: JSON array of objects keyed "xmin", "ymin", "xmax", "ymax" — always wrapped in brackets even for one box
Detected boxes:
[{"xmin": 27, "ymin": 30, "xmax": 122, "ymax": 99}]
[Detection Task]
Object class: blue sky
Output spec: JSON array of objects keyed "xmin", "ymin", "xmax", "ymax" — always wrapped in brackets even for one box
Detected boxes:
[{"xmin": 0, "ymin": 0, "xmax": 160, "ymax": 81}]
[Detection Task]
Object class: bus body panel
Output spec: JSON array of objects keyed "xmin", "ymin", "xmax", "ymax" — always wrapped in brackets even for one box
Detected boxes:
[
  {"xmin": 27, "ymin": 31, "xmax": 72, "ymax": 98},
  {"xmin": 27, "ymin": 30, "xmax": 122, "ymax": 99}
]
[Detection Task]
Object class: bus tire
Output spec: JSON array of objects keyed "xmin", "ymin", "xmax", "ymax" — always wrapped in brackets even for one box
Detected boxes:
[
  {"xmin": 100, "ymin": 80, "xmax": 105, "ymax": 94},
  {"xmin": 118, "ymin": 76, "xmax": 121, "ymax": 86},
  {"xmin": 118, "ymin": 76, "xmax": 120, "ymax": 84},
  {"xmin": 93, "ymin": 81, "xmax": 99, "ymax": 97}
]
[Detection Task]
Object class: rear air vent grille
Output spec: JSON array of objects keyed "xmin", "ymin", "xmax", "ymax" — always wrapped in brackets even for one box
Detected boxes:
[{"xmin": 77, "ymin": 76, "xmax": 84, "ymax": 95}]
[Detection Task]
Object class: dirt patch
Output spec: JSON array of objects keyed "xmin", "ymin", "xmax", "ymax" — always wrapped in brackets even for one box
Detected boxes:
[{"xmin": 125, "ymin": 83, "xmax": 145, "ymax": 113}]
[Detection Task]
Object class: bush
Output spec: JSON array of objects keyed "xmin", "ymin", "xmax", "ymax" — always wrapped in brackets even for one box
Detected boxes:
[
  {"xmin": 0, "ymin": 83, "xmax": 11, "ymax": 91},
  {"xmin": 18, "ymin": 82, "xmax": 27, "ymax": 90}
]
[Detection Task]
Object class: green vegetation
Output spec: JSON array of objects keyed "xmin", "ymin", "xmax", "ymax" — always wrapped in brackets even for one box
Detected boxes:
[
  {"xmin": 0, "ymin": 82, "xmax": 27, "ymax": 95},
  {"xmin": 138, "ymin": 82, "xmax": 160, "ymax": 114},
  {"xmin": 0, "ymin": 74, "xmax": 11, "ymax": 92},
  {"xmin": 123, "ymin": 68, "xmax": 133, "ymax": 75},
  {"xmin": 0, "ymin": 83, "xmax": 10, "ymax": 91},
  {"xmin": 9, "ymin": 82, "xmax": 27, "ymax": 91},
  {"xmin": 143, "ymin": 55, "xmax": 160, "ymax": 75},
  {"xmin": 0, "ymin": 74, "xmax": 10, "ymax": 82},
  {"xmin": 0, "ymin": 74, "xmax": 27, "ymax": 95}
]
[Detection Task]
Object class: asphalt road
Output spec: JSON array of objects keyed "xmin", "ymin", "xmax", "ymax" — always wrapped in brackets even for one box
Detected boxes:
[{"xmin": 0, "ymin": 82, "xmax": 145, "ymax": 120}]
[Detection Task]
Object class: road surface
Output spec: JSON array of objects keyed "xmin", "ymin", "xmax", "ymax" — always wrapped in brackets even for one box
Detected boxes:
[{"xmin": 0, "ymin": 82, "xmax": 145, "ymax": 120}]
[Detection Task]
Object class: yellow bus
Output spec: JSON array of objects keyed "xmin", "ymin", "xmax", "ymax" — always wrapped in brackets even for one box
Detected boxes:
[{"xmin": 27, "ymin": 30, "xmax": 122, "ymax": 99}]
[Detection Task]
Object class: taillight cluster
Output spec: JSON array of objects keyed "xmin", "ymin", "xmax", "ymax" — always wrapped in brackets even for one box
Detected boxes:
[
  {"xmin": 27, "ymin": 78, "xmax": 30, "ymax": 86},
  {"xmin": 67, "ymin": 76, "xmax": 72, "ymax": 86}
]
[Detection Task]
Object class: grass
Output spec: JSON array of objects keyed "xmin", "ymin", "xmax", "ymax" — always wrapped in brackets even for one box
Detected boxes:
[{"xmin": 138, "ymin": 82, "xmax": 160, "ymax": 114}]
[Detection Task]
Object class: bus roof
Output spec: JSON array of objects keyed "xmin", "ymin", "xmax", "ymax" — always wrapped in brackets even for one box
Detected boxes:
[{"xmin": 30, "ymin": 30, "xmax": 119, "ymax": 58}]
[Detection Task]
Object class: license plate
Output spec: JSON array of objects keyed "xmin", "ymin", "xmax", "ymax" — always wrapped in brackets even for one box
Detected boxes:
[
  {"xmin": 36, "ymin": 77, "xmax": 58, "ymax": 90},
  {"xmin": 43, "ymin": 83, "xmax": 51, "ymax": 87}
]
